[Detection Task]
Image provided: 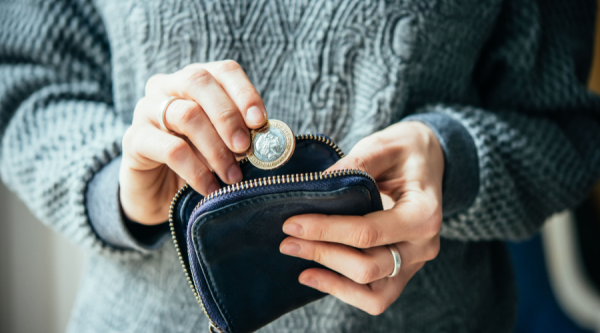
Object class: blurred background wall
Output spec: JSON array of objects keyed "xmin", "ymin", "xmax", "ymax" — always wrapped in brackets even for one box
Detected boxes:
[{"xmin": 0, "ymin": 182, "xmax": 84, "ymax": 333}]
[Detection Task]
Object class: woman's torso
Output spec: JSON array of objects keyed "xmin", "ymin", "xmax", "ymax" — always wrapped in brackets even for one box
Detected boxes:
[
  {"xmin": 96, "ymin": 0, "xmax": 497, "ymax": 152},
  {"xmin": 67, "ymin": 1, "xmax": 516, "ymax": 332}
]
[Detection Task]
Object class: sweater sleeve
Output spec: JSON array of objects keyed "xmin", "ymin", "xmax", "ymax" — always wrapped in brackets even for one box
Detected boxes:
[
  {"xmin": 86, "ymin": 156, "xmax": 170, "ymax": 252},
  {"xmin": 410, "ymin": 0, "xmax": 600, "ymax": 241},
  {"xmin": 0, "ymin": 0, "xmax": 155, "ymax": 258}
]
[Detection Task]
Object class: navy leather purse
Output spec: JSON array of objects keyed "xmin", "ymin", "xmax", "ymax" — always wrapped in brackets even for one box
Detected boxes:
[{"xmin": 169, "ymin": 134, "xmax": 383, "ymax": 333}]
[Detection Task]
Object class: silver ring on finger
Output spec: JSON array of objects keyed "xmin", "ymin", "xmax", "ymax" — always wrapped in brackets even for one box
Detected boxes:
[
  {"xmin": 387, "ymin": 245, "xmax": 402, "ymax": 277},
  {"xmin": 158, "ymin": 96, "xmax": 179, "ymax": 133}
]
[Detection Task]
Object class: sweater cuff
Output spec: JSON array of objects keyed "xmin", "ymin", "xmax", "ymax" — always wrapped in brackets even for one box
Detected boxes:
[
  {"xmin": 402, "ymin": 113, "xmax": 480, "ymax": 216},
  {"xmin": 86, "ymin": 156, "xmax": 169, "ymax": 252}
]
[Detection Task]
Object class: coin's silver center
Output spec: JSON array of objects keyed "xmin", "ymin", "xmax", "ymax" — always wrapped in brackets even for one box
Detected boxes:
[{"xmin": 253, "ymin": 127, "xmax": 286, "ymax": 162}]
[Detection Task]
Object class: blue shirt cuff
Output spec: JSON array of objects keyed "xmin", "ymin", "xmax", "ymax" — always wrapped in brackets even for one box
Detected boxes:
[
  {"xmin": 85, "ymin": 156, "xmax": 169, "ymax": 252},
  {"xmin": 402, "ymin": 112, "xmax": 480, "ymax": 216}
]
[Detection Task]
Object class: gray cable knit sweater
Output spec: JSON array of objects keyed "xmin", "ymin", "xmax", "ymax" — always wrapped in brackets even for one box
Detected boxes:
[{"xmin": 2, "ymin": 0, "xmax": 600, "ymax": 332}]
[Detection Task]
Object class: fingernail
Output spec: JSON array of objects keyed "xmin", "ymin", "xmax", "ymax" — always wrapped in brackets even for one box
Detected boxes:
[
  {"xmin": 280, "ymin": 242, "xmax": 301, "ymax": 256},
  {"xmin": 282, "ymin": 223, "xmax": 303, "ymax": 236},
  {"xmin": 207, "ymin": 182, "xmax": 220, "ymax": 194},
  {"xmin": 227, "ymin": 164, "xmax": 242, "ymax": 183},
  {"xmin": 300, "ymin": 278, "xmax": 319, "ymax": 289},
  {"xmin": 232, "ymin": 129, "xmax": 250, "ymax": 152},
  {"xmin": 246, "ymin": 106, "xmax": 266, "ymax": 127}
]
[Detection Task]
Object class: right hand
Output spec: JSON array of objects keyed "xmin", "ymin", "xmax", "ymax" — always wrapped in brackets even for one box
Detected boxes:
[{"xmin": 120, "ymin": 60, "xmax": 267, "ymax": 225}]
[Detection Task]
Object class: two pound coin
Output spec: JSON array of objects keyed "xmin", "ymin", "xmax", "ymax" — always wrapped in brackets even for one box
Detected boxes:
[{"xmin": 246, "ymin": 119, "xmax": 295, "ymax": 170}]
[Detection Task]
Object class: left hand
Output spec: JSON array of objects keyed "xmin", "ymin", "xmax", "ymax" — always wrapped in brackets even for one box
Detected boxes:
[{"xmin": 279, "ymin": 121, "xmax": 445, "ymax": 315}]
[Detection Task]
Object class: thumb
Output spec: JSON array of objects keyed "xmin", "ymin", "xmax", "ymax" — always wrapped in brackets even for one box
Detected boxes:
[
  {"xmin": 325, "ymin": 135, "xmax": 397, "ymax": 178},
  {"xmin": 325, "ymin": 153, "xmax": 372, "ymax": 173},
  {"xmin": 325, "ymin": 136, "xmax": 389, "ymax": 177}
]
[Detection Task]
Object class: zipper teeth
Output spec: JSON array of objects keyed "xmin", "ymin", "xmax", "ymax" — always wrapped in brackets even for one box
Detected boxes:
[
  {"xmin": 168, "ymin": 184, "xmax": 218, "ymax": 330},
  {"xmin": 239, "ymin": 134, "xmax": 345, "ymax": 165},
  {"xmin": 190, "ymin": 169, "xmax": 378, "ymax": 218}
]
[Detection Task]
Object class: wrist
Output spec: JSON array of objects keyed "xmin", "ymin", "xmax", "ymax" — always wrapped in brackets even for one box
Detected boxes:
[
  {"xmin": 87, "ymin": 156, "xmax": 169, "ymax": 251},
  {"xmin": 403, "ymin": 121, "xmax": 445, "ymax": 189},
  {"xmin": 400, "ymin": 112, "xmax": 480, "ymax": 216},
  {"xmin": 119, "ymin": 163, "xmax": 173, "ymax": 225},
  {"xmin": 381, "ymin": 121, "xmax": 445, "ymax": 176}
]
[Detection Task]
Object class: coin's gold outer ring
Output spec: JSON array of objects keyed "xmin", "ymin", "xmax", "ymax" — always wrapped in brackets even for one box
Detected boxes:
[{"xmin": 247, "ymin": 119, "xmax": 295, "ymax": 170}]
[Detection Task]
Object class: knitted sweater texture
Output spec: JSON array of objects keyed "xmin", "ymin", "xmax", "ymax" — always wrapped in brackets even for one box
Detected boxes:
[{"xmin": 1, "ymin": 0, "xmax": 600, "ymax": 332}]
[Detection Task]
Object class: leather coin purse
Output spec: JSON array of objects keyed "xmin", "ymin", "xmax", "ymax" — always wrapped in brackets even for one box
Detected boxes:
[{"xmin": 169, "ymin": 134, "xmax": 383, "ymax": 333}]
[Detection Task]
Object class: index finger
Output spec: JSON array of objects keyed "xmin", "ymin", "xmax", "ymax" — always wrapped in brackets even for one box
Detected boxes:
[
  {"xmin": 282, "ymin": 194, "xmax": 442, "ymax": 247},
  {"xmin": 157, "ymin": 67, "xmax": 250, "ymax": 153},
  {"xmin": 189, "ymin": 60, "xmax": 267, "ymax": 129}
]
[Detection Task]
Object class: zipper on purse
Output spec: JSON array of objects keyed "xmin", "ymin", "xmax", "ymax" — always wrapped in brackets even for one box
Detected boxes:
[
  {"xmin": 169, "ymin": 184, "xmax": 222, "ymax": 332},
  {"xmin": 169, "ymin": 134, "xmax": 378, "ymax": 333},
  {"xmin": 189, "ymin": 168, "xmax": 378, "ymax": 218}
]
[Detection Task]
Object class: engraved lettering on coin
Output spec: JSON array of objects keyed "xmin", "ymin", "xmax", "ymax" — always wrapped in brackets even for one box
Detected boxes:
[{"xmin": 253, "ymin": 128, "xmax": 286, "ymax": 162}]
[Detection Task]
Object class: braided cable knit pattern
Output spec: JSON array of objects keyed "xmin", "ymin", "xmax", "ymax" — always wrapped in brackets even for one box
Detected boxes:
[
  {"xmin": 0, "ymin": 0, "xmax": 133, "ymax": 258},
  {"xmin": 1, "ymin": 0, "xmax": 599, "ymax": 332}
]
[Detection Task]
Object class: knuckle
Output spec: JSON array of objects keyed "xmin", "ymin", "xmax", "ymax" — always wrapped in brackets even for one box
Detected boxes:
[
  {"xmin": 422, "ymin": 205, "xmax": 443, "ymax": 239},
  {"xmin": 358, "ymin": 135, "xmax": 386, "ymax": 154},
  {"xmin": 429, "ymin": 200, "xmax": 443, "ymax": 223},
  {"xmin": 132, "ymin": 98, "xmax": 148, "ymax": 123},
  {"xmin": 352, "ymin": 224, "xmax": 379, "ymax": 248},
  {"xmin": 352, "ymin": 263, "xmax": 380, "ymax": 284},
  {"xmin": 185, "ymin": 67, "xmax": 213, "ymax": 87},
  {"xmin": 122, "ymin": 126, "xmax": 136, "ymax": 152},
  {"xmin": 210, "ymin": 144, "xmax": 234, "ymax": 164},
  {"xmin": 133, "ymin": 98, "xmax": 145, "ymax": 113},
  {"xmin": 235, "ymin": 86, "xmax": 256, "ymax": 99},
  {"xmin": 173, "ymin": 102, "xmax": 202, "ymax": 126},
  {"xmin": 424, "ymin": 238, "xmax": 441, "ymax": 261},
  {"xmin": 363, "ymin": 134, "xmax": 385, "ymax": 148},
  {"xmin": 346, "ymin": 155, "xmax": 369, "ymax": 173},
  {"xmin": 366, "ymin": 300, "xmax": 388, "ymax": 316},
  {"xmin": 163, "ymin": 137, "xmax": 189, "ymax": 164},
  {"xmin": 218, "ymin": 59, "xmax": 242, "ymax": 73},
  {"xmin": 145, "ymin": 73, "xmax": 165, "ymax": 95},
  {"xmin": 182, "ymin": 63, "xmax": 201, "ymax": 72},
  {"xmin": 312, "ymin": 223, "xmax": 327, "ymax": 242},
  {"xmin": 311, "ymin": 246, "xmax": 322, "ymax": 263},
  {"xmin": 235, "ymin": 87, "xmax": 260, "ymax": 109},
  {"xmin": 216, "ymin": 107, "xmax": 240, "ymax": 125},
  {"xmin": 187, "ymin": 167, "xmax": 209, "ymax": 189}
]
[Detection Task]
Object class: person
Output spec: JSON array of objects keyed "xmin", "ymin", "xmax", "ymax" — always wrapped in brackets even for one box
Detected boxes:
[{"xmin": 1, "ymin": 0, "xmax": 599, "ymax": 332}]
